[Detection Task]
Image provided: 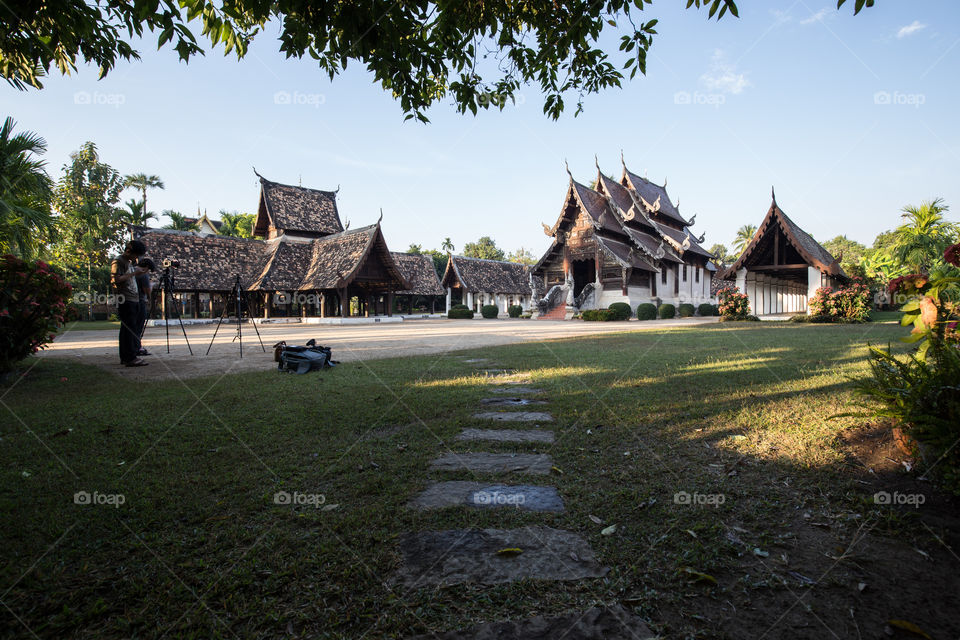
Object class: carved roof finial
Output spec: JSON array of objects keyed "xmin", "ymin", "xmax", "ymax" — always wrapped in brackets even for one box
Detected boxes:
[
  {"xmin": 377, "ymin": 208, "xmax": 383, "ymax": 225},
  {"xmin": 771, "ymin": 185, "xmax": 776, "ymax": 204},
  {"xmin": 565, "ymin": 159, "xmax": 572, "ymax": 179},
  {"xmin": 663, "ymin": 176, "xmax": 667, "ymax": 188},
  {"xmin": 620, "ymin": 149, "xmax": 626, "ymax": 168},
  {"xmin": 252, "ymin": 166, "xmax": 264, "ymax": 180},
  {"xmin": 334, "ymin": 184, "xmax": 340, "ymax": 194},
  {"xmin": 594, "ymin": 154, "xmax": 601, "ymax": 173}
]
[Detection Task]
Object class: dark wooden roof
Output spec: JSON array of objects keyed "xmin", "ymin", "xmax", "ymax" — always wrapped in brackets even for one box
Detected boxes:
[
  {"xmin": 721, "ymin": 197, "xmax": 847, "ymax": 279},
  {"xmin": 254, "ymin": 176, "xmax": 343, "ymax": 237},
  {"xmin": 442, "ymin": 255, "xmax": 533, "ymax": 295},
  {"xmin": 621, "ymin": 168, "xmax": 690, "ymax": 228},
  {"xmin": 139, "ymin": 224, "xmax": 409, "ymax": 292},
  {"xmin": 595, "ymin": 235, "xmax": 657, "ymax": 272},
  {"xmin": 391, "ymin": 253, "xmax": 445, "ymax": 296}
]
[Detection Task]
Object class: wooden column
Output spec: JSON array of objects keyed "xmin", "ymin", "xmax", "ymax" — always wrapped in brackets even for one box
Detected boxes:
[
  {"xmin": 387, "ymin": 292, "xmax": 395, "ymax": 317},
  {"xmin": 340, "ymin": 288, "xmax": 348, "ymax": 317},
  {"xmin": 263, "ymin": 292, "xmax": 271, "ymax": 318}
]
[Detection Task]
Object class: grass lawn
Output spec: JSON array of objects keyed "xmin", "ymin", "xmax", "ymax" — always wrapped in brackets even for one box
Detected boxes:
[
  {"xmin": 2, "ymin": 322, "xmax": 957, "ymax": 639},
  {"xmin": 57, "ymin": 320, "xmax": 121, "ymax": 332},
  {"xmin": 868, "ymin": 310, "xmax": 903, "ymax": 323}
]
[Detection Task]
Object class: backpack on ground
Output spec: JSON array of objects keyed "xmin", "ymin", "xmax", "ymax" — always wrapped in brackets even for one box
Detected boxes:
[{"xmin": 276, "ymin": 341, "xmax": 338, "ymax": 374}]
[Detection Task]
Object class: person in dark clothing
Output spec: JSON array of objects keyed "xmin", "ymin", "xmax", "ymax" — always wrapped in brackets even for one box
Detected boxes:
[
  {"xmin": 135, "ymin": 258, "xmax": 156, "ymax": 356},
  {"xmin": 110, "ymin": 240, "xmax": 149, "ymax": 367}
]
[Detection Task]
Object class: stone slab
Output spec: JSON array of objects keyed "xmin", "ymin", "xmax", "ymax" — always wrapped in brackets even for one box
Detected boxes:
[
  {"xmin": 490, "ymin": 386, "xmax": 543, "ymax": 395},
  {"xmin": 473, "ymin": 411, "xmax": 554, "ymax": 422},
  {"xmin": 407, "ymin": 605, "xmax": 654, "ymax": 639},
  {"xmin": 462, "ymin": 358, "xmax": 491, "ymax": 364},
  {"xmin": 479, "ymin": 397, "xmax": 547, "ymax": 406},
  {"xmin": 457, "ymin": 428, "xmax": 555, "ymax": 444},
  {"xmin": 409, "ymin": 481, "xmax": 564, "ymax": 512},
  {"xmin": 429, "ymin": 452, "xmax": 553, "ymax": 475},
  {"xmin": 479, "ymin": 369, "xmax": 516, "ymax": 376},
  {"xmin": 395, "ymin": 526, "xmax": 608, "ymax": 588}
]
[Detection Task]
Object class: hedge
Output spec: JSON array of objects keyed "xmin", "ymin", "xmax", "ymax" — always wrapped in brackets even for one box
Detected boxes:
[
  {"xmin": 451, "ymin": 303, "xmax": 468, "ymax": 310},
  {"xmin": 636, "ymin": 303, "xmax": 657, "ymax": 320},
  {"xmin": 582, "ymin": 309, "xmax": 616, "ymax": 321},
  {"xmin": 507, "ymin": 304, "xmax": 523, "ymax": 318},
  {"xmin": 677, "ymin": 303, "xmax": 695, "ymax": 318},
  {"xmin": 447, "ymin": 307, "xmax": 474, "ymax": 319},
  {"xmin": 607, "ymin": 302, "xmax": 632, "ymax": 321},
  {"xmin": 658, "ymin": 303, "xmax": 676, "ymax": 319},
  {"xmin": 480, "ymin": 304, "xmax": 499, "ymax": 319},
  {"xmin": 697, "ymin": 303, "xmax": 714, "ymax": 316}
]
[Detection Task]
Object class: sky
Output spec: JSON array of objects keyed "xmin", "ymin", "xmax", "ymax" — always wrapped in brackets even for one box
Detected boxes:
[{"xmin": 2, "ymin": 0, "xmax": 959, "ymax": 260}]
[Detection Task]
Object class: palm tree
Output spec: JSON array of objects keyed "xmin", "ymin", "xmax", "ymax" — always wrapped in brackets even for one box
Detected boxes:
[
  {"xmin": 732, "ymin": 224, "xmax": 757, "ymax": 256},
  {"xmin": 123, "ymin": 198, "xmax": 156, "ymax": 227},
  {"xmin": 124, "ymin": 173, "xmax": 164, "ymax": 218},
  {"xmin": 163, "ymin": 210, "xmax": 195, "ymax": 231},
  {"xmin": 441, "ymin": 237, "xmax": 455, "ymax": 254},
  {"xmin": 0, "ymin": 117, "xmax": 54, "ymax": 257},
  {"xmin": 894, "ymin": 198, "xmax": 958, "ymax": 272}
]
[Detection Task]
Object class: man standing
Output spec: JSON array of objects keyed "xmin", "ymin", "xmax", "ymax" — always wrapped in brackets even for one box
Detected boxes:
[
  {"xmin": 111, "ymin": 240, "xmax": 149, "ymax": 367},
  {"xmin": 135, "ymin": 257, "xmax": 155, "ymax": 356}
]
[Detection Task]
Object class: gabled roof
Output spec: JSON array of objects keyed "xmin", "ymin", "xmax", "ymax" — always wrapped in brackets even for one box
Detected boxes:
[
  {"xmin": 722, "ymin": 197, "xmax": 847, "ymax": 279},
  {"xmin": 392, "ymin": 253, "xmax": 445, "ymax": 296},
  {"xmin": 442, "ymin": 255, "xmax": 532, "ymax": 294},
  {"xmin": 254, "ymin": 176, "xmax": 343, "ymax": 237},
  {"xmin": 621, "ymin": 168, "xmax": 689, "ymax": 227},
  {"xmin": 138, "ymin": 230, "xmax": 266, "ymax": 291},
  {"xmin": 595, "ymin": 235, "xmax": 657, "ymax": 272},
  {"xmin": 299, "ymin": 224, "xmax": 407, "ymax": 290}
]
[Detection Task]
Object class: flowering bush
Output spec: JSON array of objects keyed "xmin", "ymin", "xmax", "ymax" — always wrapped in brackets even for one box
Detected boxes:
[
  {"xmin": 808, "ymin": 281, "xmax": 871, "ymax": 322},
  {"xmin": 717, "ymin": 286, "xmax": 750, "ymax": 318},
  {"xmin": 1, "ymin": 255, "xmax": 73, "ymax": 376}
]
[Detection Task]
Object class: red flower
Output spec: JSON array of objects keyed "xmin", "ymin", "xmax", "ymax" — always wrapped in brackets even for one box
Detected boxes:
[{"xmin": 946, "ymin": 243, "xmax": 960, "ymax": 267}]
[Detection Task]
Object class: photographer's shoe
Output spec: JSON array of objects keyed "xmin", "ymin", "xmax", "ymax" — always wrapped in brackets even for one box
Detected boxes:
[{"xmin": 137, "ymin": 348, "xmax": 151, "ymax": 356}]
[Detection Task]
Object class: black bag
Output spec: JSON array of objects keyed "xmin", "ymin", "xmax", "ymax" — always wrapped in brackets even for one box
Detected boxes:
[{"xmin": 276, "ymin": 341, "xmax": 338, "ymax": 374}]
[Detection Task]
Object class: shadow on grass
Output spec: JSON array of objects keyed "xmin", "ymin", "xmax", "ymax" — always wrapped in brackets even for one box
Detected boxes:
[{"xmin": 1, "ymin": 322, "xmax": 957, "ymax": 639}]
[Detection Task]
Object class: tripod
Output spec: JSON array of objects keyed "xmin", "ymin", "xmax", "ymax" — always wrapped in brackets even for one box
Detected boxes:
[
  {"xmin": 145, "ymin": 266, "xmax": 194, "ymax": 355},
  {"xmin": 206, "ymin": 274, "xmax": 265, "ymax": 357}
]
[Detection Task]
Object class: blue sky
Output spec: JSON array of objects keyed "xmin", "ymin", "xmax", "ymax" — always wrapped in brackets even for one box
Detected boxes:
[{"xmin": 2, "ymin": 1, "xmax": 958, "ymax": 258}]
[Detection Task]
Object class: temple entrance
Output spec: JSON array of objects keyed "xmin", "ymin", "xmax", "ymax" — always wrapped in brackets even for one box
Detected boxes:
[{"xmin": 572, "ymin": 259, "xmax": 595, "ymax": 298}]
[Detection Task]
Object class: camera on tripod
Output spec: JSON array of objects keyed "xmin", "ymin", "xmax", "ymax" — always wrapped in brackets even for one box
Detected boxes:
[{"xmin": 162, "ymin": 259, "xmax": 180, "ymax": 269}]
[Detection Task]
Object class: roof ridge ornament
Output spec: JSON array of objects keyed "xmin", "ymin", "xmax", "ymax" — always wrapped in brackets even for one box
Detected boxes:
[
  {"xmin": 565, "ymin": 159, "xmax": 573, "ymax": 180},
  {"xmin": 377, "ymin": 208, "xmax": 383, "ymax": 225},
  {"xmin": 252, "ymin": 166, "xmax": 265, "ymax": 180},
  {"xmin": 655, "ymin": 240, "xmax": 665, "ymax": 261},
  {"xmin": 542, "ymin": 222, "xmax": 553, "ymax": 236},
  {"xmin": 595, "ymin": 154, "xmax": 601, "ymax": 173},
  {"xmin": 687, "ymin": 212, "xmax": 696, "ymax": 226},
  {"xmin": 771, "ymin": 185, "xmax": 776, "ymax": 204},
  {"xmin": 697, "ymin": 231, "xmax": 706, "ymax": 244}
]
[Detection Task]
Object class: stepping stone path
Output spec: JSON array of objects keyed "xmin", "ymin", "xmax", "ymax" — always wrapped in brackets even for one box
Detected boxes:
[
  {"xmin": 457, "ymin": 428, "xmax": 555, "ymax": 444},
  {"xmin": 409, "ymin": 481, "xmax": 564, "ymax": 512},
  {"xmin": 479, "ymin": 397, "xmax": 546, "ymax": 406},
  {"xmin": 430, "ymin": 452, "xmax": 553, "ymax": 475},
  {"xmin": 473, "ymin": 411, "xmax": 555, "ymax": 422},
  {"xmin": 408, "ymin": 605, "xmax": 654, "ymax": 640},
  {"xmin": 395, "ymin": 526, "xmax": 606, "ymax": 587},
  {"xmin": 396, "ymin": 359, "xmax": 625, "ymax": 638}
]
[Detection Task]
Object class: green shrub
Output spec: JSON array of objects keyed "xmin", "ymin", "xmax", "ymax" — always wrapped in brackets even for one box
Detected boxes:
[
  {"xmin": 658, "ymin": 303, "xmax": 675, "ymax": 319},
  {"xmin": 451, "ymin": 303, "xmax": 468, "ymax": 310},
  {"xmin": 677, "ymin": 303, "xmax": 695, "ymax": 318},
  {"xmin": 480, "ymin": 304, "xmax": 499, "ymax": 319},
  {"xmin": 717, "ymin": 286, "xmax": 751, "ymax": 318},
  {"xmin": 507, "ymin": 304, "xmax": 523, "ymax": 318},
  {"xmin": 447, "ymin": 307, "xmax": 474, "ymax": 319},
  {"xmin": 697, "ymin": 303, "xmax": 714, "ymax": 316},
  {"xmin": 719, "ymin": 315, "xmax": 760, "ymax": 322},
  {"xmin": 581, "ymin": 309, "xmax": 616, "ymax": 321},
  {"xmin": 636, "ymin": 303, "xmax": 657, "ymax": 320},
  {"xmin": 1, "ymin": 255, "xmax": 73, "ymax": 376},
  {"xmin": 607, "ymin": 302, "xmax": 632, "ymax": 321}
]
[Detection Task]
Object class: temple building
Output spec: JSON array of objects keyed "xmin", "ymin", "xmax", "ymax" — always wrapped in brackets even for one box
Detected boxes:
[
  {"xmin": 441, "ymin": 255, "xmax": 539, "ymax": 316},
  {"xmin": 135, "ymin": 175, "xmax": 444, "ymax": 320},
  {"xmin": 720, "ymin": 192, "xmax": 848, "ymax": 315},
  {"xmin": 533, "ymin": 156, "xmax": 716, "ymax": 316}
]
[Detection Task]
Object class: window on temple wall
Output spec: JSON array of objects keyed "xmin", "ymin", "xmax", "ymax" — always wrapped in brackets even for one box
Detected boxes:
[
  {"xmin": 682, "ymin": 265, "xmax": 687, "ymax": 282},
  {"xmin": 651, "ymin": 272, "xmax": 657, "ymax": 296},
  {"xmin": 674, "ymin": 264, "xmax": 679, "ymax": 295},
  {"xmin": 695, "ymin": 266, "xmax": 700, "ymax": 283},
  {"xmin": 661, "ymin": 268, "xmax": 667, "ymax": 284}
]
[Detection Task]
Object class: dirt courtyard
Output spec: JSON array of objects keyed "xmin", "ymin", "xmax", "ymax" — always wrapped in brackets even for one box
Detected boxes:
[{"xmin": 42, "ymin": 316, "xmax": 717, "ymax": 380}]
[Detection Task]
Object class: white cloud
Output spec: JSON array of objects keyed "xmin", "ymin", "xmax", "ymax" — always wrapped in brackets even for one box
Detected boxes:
[
  {"xmin": 897, "ymin": 21, "xmax": 926, "ymax": 38},
  {"xmin": 800, "ymin": 8, "xmax": 830, "ymax": 26},
  {"xmin": 699, "ymin": 49, "xmax": 751, "ymax": 95},
  {"xmin": 769, "ymin": 9, "xmax": 793, "ymax": 27}
]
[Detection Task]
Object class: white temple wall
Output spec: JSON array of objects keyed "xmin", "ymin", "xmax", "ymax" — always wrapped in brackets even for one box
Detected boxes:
[{"xmin": 743, "ymin": 272, "xmax": 808, "ymax": 316}]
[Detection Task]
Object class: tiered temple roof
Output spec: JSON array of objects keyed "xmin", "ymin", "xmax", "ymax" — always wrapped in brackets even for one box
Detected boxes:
[
  {"xmin": 253, "ymin": 176, "xmax": 343, "ymax": 237},
  {"xmin": 535, "ymin": 158, "xmax": 715, "ymax": 277},
  {"xmin": 442, "ymin": 255, "xmax": 534, "ymax": 295},
  {"xmin": 391, "ymin": 253, "xmax": 445, "ymax": 296}
]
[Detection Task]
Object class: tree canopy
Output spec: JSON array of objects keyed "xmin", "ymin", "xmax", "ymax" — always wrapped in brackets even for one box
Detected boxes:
[
  {"xmin": 463, "ymin": 236, "xmax": 505, "ymax": 261},
  {"xmin": 0, "ymin": 1, "xmax": 871, "ymax": 121},
  {"xmin": 0, "ymin": 117, "xmax": 53, "ymax": 257}
]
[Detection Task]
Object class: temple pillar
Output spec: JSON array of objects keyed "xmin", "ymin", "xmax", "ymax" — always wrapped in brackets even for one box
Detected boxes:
[
  {"xmin": 446, "ymin": 287, "xmax": 452, "ymax": 311},
  {"xmin": 387, "ymin": 292, "xmax": 394, "ymax": 317},
  {"xmin": 263, "ymin": 292, "xmax": 271, "ymax": 318},
  {"xmin": 467, "ymin": 291, "xmax": 474, "ymax": 310}
]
